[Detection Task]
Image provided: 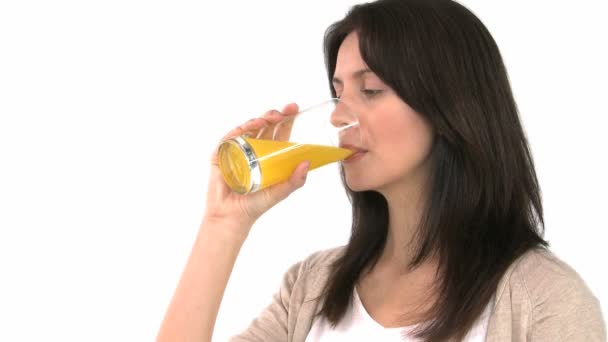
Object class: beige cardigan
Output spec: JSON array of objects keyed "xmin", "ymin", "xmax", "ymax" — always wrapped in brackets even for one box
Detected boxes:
[{"xmin": 231, "ymin": 247, "xmax": 605, "ymax": 341}]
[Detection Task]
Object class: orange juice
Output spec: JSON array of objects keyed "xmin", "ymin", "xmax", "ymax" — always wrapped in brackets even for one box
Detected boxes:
[{"xmin": 218, "ymin": 136, "xmax": 353, "ymax": 193}]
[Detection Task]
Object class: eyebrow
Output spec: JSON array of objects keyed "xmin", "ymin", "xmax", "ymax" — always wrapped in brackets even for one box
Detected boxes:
[{"xmin": 332, "ymin": 68, "xmax": 374, "ymax": 85}]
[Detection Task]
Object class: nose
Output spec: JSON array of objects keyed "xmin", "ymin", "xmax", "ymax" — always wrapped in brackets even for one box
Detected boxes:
[{"xmin": 330, "ymin": 98, "xmax": 358, "ymax": 129}]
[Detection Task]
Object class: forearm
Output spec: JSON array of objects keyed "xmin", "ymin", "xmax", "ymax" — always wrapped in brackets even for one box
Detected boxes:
[{"xmin": 157, "ymin": 219, "xmax": 251, "ymax": 342}]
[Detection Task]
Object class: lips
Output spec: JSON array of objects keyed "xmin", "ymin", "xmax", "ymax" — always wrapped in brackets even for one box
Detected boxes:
[
  {"xmin": 339, "ymin": 143, "xmax": 368, "ymax": 153},
  {"xmin": 340, "ymin": 143, "xmax": 368, "ymax": 162}
]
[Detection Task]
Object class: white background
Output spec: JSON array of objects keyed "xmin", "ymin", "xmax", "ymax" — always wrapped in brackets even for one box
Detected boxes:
[{"xmin": 0, "ymin": 1, "xmax": 606, "ymax": 341}]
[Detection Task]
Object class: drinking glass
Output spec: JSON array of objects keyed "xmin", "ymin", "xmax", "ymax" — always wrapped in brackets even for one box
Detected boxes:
[{"xmin": 217, "ymin": 98, "xmax": 361, "ymax": 194}]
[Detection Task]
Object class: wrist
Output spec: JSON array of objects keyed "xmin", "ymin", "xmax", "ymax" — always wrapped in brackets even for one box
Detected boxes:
[{"xmin": 199, "ymin": 216, "xmax": 254, "ymax": 244}]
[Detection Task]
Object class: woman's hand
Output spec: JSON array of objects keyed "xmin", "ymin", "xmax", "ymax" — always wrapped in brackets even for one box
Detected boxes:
[{"xmin": 202, "ymin": 103, "xmax": 310, "ymax": 238}]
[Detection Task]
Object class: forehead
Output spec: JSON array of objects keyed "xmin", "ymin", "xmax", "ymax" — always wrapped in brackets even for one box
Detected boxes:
[{"xmin": 335, "ymin": 32, "xmax": 369, "ymax": 75}]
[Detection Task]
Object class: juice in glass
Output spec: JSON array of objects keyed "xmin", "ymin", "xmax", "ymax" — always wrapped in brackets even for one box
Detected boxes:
[{"xmin": 218, "ymin": 136, "xmax": 353, "ymax": 194}]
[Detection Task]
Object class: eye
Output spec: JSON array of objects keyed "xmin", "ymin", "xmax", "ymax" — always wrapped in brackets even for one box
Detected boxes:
[{"xmin": 362, "ymin": 89, "xmax": 383, "ymax": 97}]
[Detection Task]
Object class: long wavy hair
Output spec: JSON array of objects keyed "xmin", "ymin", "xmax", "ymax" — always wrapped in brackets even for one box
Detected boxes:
[{"xmin": 317, "ymin": 0, "xmax": 548, "ymax": 340}]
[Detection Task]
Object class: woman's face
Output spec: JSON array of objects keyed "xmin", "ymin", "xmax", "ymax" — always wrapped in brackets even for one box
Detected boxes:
[{"xmin": 332, "ymin": 32, "xmax": 434, "ymax": 194}]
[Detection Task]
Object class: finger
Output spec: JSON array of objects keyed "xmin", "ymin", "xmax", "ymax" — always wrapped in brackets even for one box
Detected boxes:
[
  {"xmin": 220, "ymin": 117, "xmax": 268, "ymax": 141},
  {"xmin": 266, "ymin": 160, "xmax": 310, "ymax": 202},
  {"xmin": 281, "ymin": 103, "xmax": 299, "ymax": 116},
  {"xmin": 261, "ymin": 109, "xmax": 284, "ymax": 123},
  {"xmin": 273, "ymin": 116, "xmax": 294, "ymax": 141},
  {"xmin": 274, "ymin": 103, "xmax": 298, "ymax": 141},
  {"xmin": 257, "ymin": 110, "xmax": 284, "ymax": 140},
  {"xmin": 260, "ymin": 103, "xmax": 299, "ymax": 141}
]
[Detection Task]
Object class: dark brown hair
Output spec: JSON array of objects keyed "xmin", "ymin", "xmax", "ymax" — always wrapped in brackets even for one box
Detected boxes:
[{"xmin": 318, "ymin": 0, "xmax": 548, "ymax": 340}]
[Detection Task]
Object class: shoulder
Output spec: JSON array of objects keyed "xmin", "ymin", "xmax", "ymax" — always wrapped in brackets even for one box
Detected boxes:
[
  {"xmin": 229, "ymin": 248, "xmax": 346, "ymax": 341},
  {"xmin": 499, "ymin": 247, "xmax": 606, "ymax": 340},
  {"xmin": 299, "ymin": 245, "xmax": 346, "ymax": 272},
  {"xmin": 507, "ymin": 248, "xmax": 597, "ymax": 303},
  {"xmin": 284, "ymin": 245, "xmax": 346, "ymax": 281},
  {"xmin": 279, "ymin": 246, "xmax": 345, "ymax": 297}
]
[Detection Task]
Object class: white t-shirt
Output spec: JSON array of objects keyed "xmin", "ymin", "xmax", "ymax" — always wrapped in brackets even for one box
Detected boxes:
[{"xmin": 305, "ymin": 288, "xmax": 494, "ymax": 342}]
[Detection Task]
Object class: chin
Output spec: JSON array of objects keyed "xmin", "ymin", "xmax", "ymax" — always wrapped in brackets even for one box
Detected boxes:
[
  {"xmin": 343, "ymin": 173, "xmax": 377, "ymax": 193},
  {"xmin": 345, "ymin": 184, "xmax": 368, "ymax": 192}
]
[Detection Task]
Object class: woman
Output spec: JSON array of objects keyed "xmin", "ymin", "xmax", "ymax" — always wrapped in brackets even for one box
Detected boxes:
[{"xmin": 157, "ymin": 0, "xmax": 605, "ymax": 341}]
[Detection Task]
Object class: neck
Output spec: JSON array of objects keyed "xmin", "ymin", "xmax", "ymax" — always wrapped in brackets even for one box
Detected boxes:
[{"xmin": 376, "ymin": 175, "xmax": 430, "ymax": 271}]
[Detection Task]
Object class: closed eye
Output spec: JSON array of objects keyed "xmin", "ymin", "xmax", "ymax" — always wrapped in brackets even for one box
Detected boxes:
[
  {"xmin": 362, "ymin": 89, "xmax": 383, "ymax": 97},
  {"xmin": 335, "ymin": 89, "xmax": 383, "ymax": 99}
]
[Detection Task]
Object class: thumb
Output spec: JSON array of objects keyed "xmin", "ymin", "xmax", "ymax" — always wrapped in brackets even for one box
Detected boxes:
[{"xmin": 268, "ymin": 161, "xmax": 311, "ymax": 202}]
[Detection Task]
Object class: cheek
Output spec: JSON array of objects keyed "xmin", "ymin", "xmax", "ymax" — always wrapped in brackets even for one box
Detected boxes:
[
  {"xmin": 369, "ymin": 111, "xmax": 434, "ymax": 165},
  {"xmin": 370, "ymin": 110, "xmax": 432, "ymax": 145},
  {"xmin": 405, "ymin": 116, "xmax": 434, "ymax": 155}
]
